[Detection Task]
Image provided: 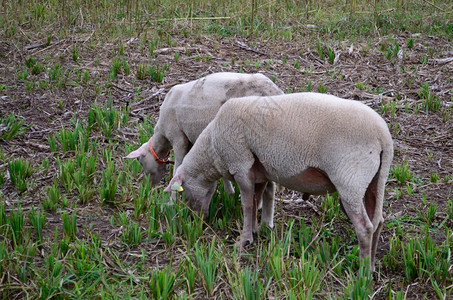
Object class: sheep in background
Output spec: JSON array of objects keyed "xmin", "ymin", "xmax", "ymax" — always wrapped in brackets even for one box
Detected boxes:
[
  {"xmin": 125, "ymin": 72, "xmax": 284, "ymax": 227},
  {"xmin": 165, "ymin": 92, "xmax": 393, "ymax": 271}
]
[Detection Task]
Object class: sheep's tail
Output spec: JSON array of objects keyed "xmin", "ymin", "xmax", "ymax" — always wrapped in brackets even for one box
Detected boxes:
[{"xmin": 370, "ymin": 139, "xmax": 393, "ymax": 230}]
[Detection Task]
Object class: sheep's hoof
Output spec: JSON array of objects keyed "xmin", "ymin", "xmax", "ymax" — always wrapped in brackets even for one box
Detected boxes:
[
  {"xmin": 236, "ymin": 236, "xmax": 253, "ymax": 252},
  {"xmin": 261, "ymin": 218, "xmax": 274, "ymax": 229}
]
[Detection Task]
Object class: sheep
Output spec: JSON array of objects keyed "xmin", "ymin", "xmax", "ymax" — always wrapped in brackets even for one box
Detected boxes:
[
  {"xmin": 165, "ymin": 92, "xmax": 394, "ymax": 271},
  {"xmin": 125, "ymin": 72, "xmax": 284, "ymax": 225}
]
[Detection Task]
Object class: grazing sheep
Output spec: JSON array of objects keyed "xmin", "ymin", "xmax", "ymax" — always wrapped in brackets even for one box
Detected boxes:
[
  {"xmin": 165, "ymin": 92, "xmax": 394, "ymax": 271},
  {"xmin": 125, "ymin": 72, "xmax": 283, "ymax": 226}
]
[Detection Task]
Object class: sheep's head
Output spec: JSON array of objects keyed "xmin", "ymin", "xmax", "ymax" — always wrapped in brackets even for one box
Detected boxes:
[
  {"xmin": 165, "ymin": 168, "xmax": 216, "ymax": 217},
  {"xmin": 125, "ymin": 140, "xmax": 167, "ymax": 188}
]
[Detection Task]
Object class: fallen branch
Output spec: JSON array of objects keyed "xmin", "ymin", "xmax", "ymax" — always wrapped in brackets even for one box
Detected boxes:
[
  {"xmin": 25, "ymin": 42, "xmax": 54, "ymax": 51},
  {"xmin": 421, "ymin": 0, "xmax": 446, "ymax": 12},
  {"xmin": 153, "ymin": 47, "xmax": 198, "ymax": 55},
  {"xmin": 428, "ymin": 57, "xmax": 453, "ymax": 65},
  {"xmin": 29, "ymin": 40, "xmax": 65, "ymax": 56},
  {"xmin": 154, "ymin": 16, "xmax": 231, "ymax": 22},
  {"xmin": 110, "ymin": 83, "xmax": 134, "ymax": 94},
  {"xmin": 132, "ymin": 104, "xmax": 160, "ymax": 113},
  {"xmin": 235, "ymin": 41, "xmax": 267, "ymax": 56},
  {"xmin": 131, "ymin": 89, "xmax": 164, "ymax": 107},
  {"xmin": 361, "ymin": 92, "xmax": 395, "ymax": 103},
  {"xmin": 24, "ymin": 141, "xmax": 50, "ymax": 151}
]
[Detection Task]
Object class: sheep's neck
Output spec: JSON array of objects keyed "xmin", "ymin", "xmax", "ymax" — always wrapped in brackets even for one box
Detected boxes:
[
  {"xmin": 150, "ymin": 133, "xmax": 172, "ymax": 158},
  {"xmin": 189, "ymin": 144, "xmax": 220, "ymax": 185}
]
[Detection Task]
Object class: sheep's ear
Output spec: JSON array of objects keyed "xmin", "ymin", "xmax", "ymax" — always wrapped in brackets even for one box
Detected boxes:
[
  {"xmin": 164, "ymin": 174, "xmax": 183, "ymax": 193},
  {"xmin": 124, "ymin": 143, "xmax": 147, "ymax": 159}
]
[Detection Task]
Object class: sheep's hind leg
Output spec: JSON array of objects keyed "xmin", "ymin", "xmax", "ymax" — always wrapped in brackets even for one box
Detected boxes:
[
  {"xmin": 340, "ymin": 195, "xmax": 374, "ymax": 271},
  {"xmin": 222, "ymin": 179, "xmax": 235, "ymax": 195},
  {"xmin": 371, "ymin": 219, "xmax": 383, "ymax": 270},
  {"xmin": 253, "ymin": 182, "xmax": 267, "ymax": 233}
]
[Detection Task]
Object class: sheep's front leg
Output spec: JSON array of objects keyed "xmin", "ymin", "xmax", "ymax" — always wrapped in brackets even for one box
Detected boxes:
[
  {"xmin": 370, "ymin": 219, "xmax": 383, "ymax": 270},
  {"xmin": 261, "ymin": 182, "xmax": 275, "ymax": 229},
  {"xmin": 170, "ymin": 138, "xmax": 191, "ymax": 201},
  {"xmin": 234, "ymin": 173, "xmax": 255, "ymax": 249}
]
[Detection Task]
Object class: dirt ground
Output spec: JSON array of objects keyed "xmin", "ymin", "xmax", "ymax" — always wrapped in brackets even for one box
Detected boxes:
[{"xmin": 1, "ymin": 31, "xmax": 452, "ymax": 298}]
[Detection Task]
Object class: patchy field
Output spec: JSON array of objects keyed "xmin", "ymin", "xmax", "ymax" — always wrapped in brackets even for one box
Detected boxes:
[{"xmin": 0, "ymin": 1, "xmax": 452, "ymax": 299}]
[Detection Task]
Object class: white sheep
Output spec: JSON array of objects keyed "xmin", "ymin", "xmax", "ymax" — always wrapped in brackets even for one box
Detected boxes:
[
  {"xmin": 165, "ymin": 92, "xmax": 394, "ymax": 271},
  {"xmin": 125, "ymin": 72, "xmax": 283, "ymax": 225}
]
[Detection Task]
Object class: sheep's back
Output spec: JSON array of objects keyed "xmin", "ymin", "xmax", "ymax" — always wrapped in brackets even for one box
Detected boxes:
[
  {"xmin": 212, "ymin": 93, "xmax": 391, "ymax": 179},
  {"xmin": 158, "ymin": 72, "xmax": 283, "ymax": 143}
]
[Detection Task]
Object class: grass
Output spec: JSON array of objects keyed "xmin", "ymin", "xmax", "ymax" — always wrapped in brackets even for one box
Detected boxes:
[
  {"xmin": 7, "ymin": 202, "xmax": 25, "ymax": 247},
  {"xmin": 0, "ymin": 114, "xmax": 31, "ymax": 141},
  {"xmin": 121, "ymin": 221, "xmax": 143, "ymax": 247},
  {"xmin": 8, "ymin": 158, "xmax": 33, "ymax": 193},
  {"xmin": 43, "ymin": 181, "xmax": 60, "ymax": 212},
  {"xmin": 55, "ymin": 122, "xmax": 87, "ymax": 153},
  {"xmin": 447, "ymin": 199, "xmax": 453, "ymax": 221},
  {"xmin": 61, "ymin": 211, "xmax": 77, "ymax": 240},
  {"xmin": 418, "ymin": 83, "xmax": 443, "ymax": 113},
  {"xmin": 110, "ymin": 57, "xmax": 123, "ymax": 80},
  {"xmin": 193, "ymin": 239, "xmax": 220, "ymax": 297},
  {"xmin": 0, "ymin": 0, "xmax": 452, "ymax": 298},
  {"xmin": 148, "ymin": 64, "xmax": 168, "ymax": 83},
  {"xmin": 148, "ymin": 264, "xmax": 181, "ymax": 299},
  {"xmin": 28, "ymin": 207, "xmax": 47, "ymax": 245},
  {"xmin": 99, "ymin": 161, "xmax": 119, "ymax": 205},
  {"xmin": 136, "ymin": 63, "xmax": 148, "ymax": 80},
  {"xmin": 390, "ymin": 159, "xmax": 413, "ymax": 185},
  {"xmin": 87, "ymin": 100, "xmax": 123, "ymax": 138}
]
